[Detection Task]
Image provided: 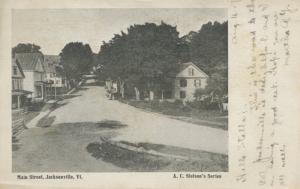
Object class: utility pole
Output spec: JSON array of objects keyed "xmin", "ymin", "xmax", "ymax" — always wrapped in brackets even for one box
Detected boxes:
[{"xmin": 54, "ymin": 73, "xmax": 57, "ymax": 100}]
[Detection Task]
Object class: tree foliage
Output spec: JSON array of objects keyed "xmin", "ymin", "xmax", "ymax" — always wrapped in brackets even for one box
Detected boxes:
[
  {"xmin": 12, "ymin": 43, "xmax": 42, "ymax": 57},
  {"xmin": 189, "ymin": 21, "xmax": 228, "ymax": 75},
  {"xmin": 188, "ymin": 21, "xmax": 228, "ymax": 98},
  {"xmin": 60, "ymin": 42, "xmax": 93, "ymax": 81},
  {"xmin": 98, "ymin": 22, "xmax": 181, "ymax": 98}
]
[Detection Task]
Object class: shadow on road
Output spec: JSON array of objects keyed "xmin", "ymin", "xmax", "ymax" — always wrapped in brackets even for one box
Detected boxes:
[
  {"xmin": 95, "ymin": 120, "xmax": 127, "ymax": 129},
  {"xmin": 61, "ymin": 94, "xmax": 82, "ymax": 100},
  {"xmin": 49, "ymin": 102, "xmax": 68, "ymax": 111},
  {"xmin": 36, "ymin": 102, "xmax": 69, "ymax": 128},
  {"xmin": 38, "ymin": 120, "xmax": 128, "ymax": 135},
  {"xmin": 37, "ymin": 116, "xmax": 56, "ymax": 128},
  {"xmin": 77, "ymin": 87, "xmax": 89, "ymax": 91}
]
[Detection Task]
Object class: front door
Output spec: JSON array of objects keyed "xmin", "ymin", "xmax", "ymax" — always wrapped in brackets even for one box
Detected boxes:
[{"xmin": 35, "ymin": 85, "xmax": 43, "ymax": 98}]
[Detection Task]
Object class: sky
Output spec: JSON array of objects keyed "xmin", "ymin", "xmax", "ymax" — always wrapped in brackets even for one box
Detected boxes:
[{"xmin": 12, "ymin": 9, "xmax": 227, "ymax": 55}]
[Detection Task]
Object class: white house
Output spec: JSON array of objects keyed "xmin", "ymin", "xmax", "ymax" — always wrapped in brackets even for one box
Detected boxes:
[
  {"xmin": 11, "ymin": 58, "xmax": 32, "ymax": 109},
  {"xmin": 44, "ymin": 55, "xmax": 68, "ymax": 96},
  {"xmin": 15, "ymin": 53, "xmax": 50, "ymax": 101},
  {"xmin": 174, "ymin": 62, "xmax": 209, "ymax": 101}
]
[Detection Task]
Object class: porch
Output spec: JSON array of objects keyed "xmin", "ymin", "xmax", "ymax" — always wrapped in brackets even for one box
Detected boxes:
[
  {"xmin": 12, "ymin": 89, "xmax": 32, "ymax": 110},
  {"xmin": 34, "ymin": 81, "xmax": 52, "ymax": 101}
]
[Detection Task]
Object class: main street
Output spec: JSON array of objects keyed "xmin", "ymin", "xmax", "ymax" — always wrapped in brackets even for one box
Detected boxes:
[{"xmin": 13, "ymin": 79, "xmax": 228, "ymax": 172}]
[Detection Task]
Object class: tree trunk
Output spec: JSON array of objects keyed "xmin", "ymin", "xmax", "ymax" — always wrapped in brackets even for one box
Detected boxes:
[
  {"xmin": 210, "ymin": 91, "xmax": 214, "ymax": 103},
  {"xmin": 134, "ymin": 87, "xmax": 140, "ymax": 101},
  {"xmin": 161, "ymin": 90, "xmax": 164, "ymax": 101},
  {"xmin": 120, "ymin": 81, "xmax": 125, "ymax": 99},
  {"xmin": 218, "ymin": 101, "xmax": 223, "ymax": 113},
  {"xmin": 149, "ymin": 90, "xmax": 154, "ymax": 101}
]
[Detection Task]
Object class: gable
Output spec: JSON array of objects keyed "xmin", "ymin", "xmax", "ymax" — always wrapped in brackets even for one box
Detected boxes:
[
  {"xmin": 15, "ymin": 53, "xmax": 44, "ymax": 71},
  {"xmin": 12, "ymin": 59, "xmax": 25, "ymax": 78},
  {"xmin": 176, "ymin": 64, "xmax": 208, "ymax": 78},
  {"xmin": 34, "ymin": 58, "xmax": 45, "ymax": 72}
]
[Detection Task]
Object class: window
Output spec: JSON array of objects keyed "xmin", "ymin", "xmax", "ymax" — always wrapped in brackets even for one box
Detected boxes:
[
  {"xmin": 188, "ymin": 68, "xmax": 194, "ymax": 76},
  {"xmin": 15, "ymin": 80, "xmax": 17, "ymax": 89},
  {"xmin": 62, "ymin": 79, "xmax": 65, "ymax": 84},
  {"xmin": 180, "ymin": 91, "xmax": 186, "ymax": 99},
  {"xmin": 12, "ymin": 80, "xmax": 15, "ymax": 90},
  {"xmin": 13, "ymin": 66, "xmax": 17, "ymax": 75},
  {"xmin": 56, "ymin": 80, "xmax": 59, "ymax": 84},
  {"xmin": 20, "ymin": 80, "xmax": 23, "ymax": 89},
  {"xmin": 194, "ymin": 79, "xmax": 201, "ymax": 87},
  {"xmin": 12, "ymin": 79, "xmax": 22, "ymax": 90},
  {"xmin": 180, "ymin": 79, "xmax": 187, "ymax": 87}
]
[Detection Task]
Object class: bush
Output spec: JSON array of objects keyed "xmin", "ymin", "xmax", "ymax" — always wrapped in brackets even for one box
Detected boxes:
[
  {"xmin": 187, "ymin": 100, "xmax": 220, "ymax": 110},
  {"xmin": 194, "ymin": 88, "xmax": 208, "ymax": 100},
  {"xmin": 181, "ymin": 105, "xmax": 192, "ymax": 112},
  {"xmin": 150, "ymin": 100, "xmax": 160, "ymax": 108},
  {"xmin": 28, "ymin": 102, "xmax": 45, "ymax": 111},
  {"xmin": 126, "ymin": 99, "xmax": 192, "ymax": 116},
  {"xmin": 173, "ymin": 99, "xmax": 183, "ymax": 106}
]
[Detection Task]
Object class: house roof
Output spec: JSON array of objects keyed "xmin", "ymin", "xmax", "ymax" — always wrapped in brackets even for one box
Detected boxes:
[
  {"xmin": 12, "ymin": 58, "xmax": 25, "ymax": 78},
  {"xmin": 177, "ymin": 62, "xmax": 209, "ymax": 77},
  {"xmin": 44, "ymin": 55, "xmax": 60, "ymax": 64},
  {"xmin": 44, "ymin": 55, "xmax": 61, "ymax": 73},
  {"xmin": 15, "ymin": 53, "xmax": 44, "ymax": 71}
]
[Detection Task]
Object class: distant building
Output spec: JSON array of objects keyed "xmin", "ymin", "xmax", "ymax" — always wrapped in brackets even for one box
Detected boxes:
[
  {"xmin": 15, "ymin": 53, "xmax": 50, "ymax": 101},
  {"xmin": 174, "ymin": 62, "xmax": 208, "ymax": 101},
  {"xmin": 11, "ymin": 58, "xmax": 32, "ymax": 109},
  {"xmin": 44, "ymin": 55, "xmax": 69, "ymax": 96}
]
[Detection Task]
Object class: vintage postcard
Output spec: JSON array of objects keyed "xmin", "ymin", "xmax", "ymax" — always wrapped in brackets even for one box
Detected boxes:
[{"xmin": 0, "ymin": 0, "xmax": 299, "ymax": 188}]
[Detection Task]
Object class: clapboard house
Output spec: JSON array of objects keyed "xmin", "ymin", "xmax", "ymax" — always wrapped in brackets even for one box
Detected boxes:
[
  {"xmin": 11, "ymin": 58, "xmax": 32, "ymax": 109},
  {"xmin": 174, "ymin": 62, "xmax": 209, "ymax": 101},
  {"xmin": 44, "ymin": 55, "xmax": 69, "ymax": 97},
  {"xmin": 15, "ymin": 53, "xmax": 50, "ymax": 101}
]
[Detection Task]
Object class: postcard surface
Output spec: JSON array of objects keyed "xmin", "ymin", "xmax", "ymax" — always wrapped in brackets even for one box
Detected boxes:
[{"xmin": 0, "ymin": 0, "xmax": 299, "ymax": 188}]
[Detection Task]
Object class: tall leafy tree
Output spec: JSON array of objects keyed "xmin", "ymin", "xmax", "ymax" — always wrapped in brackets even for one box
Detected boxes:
[
  {"xmin": 98, "ymin": 22, "xmax": 181, "ymax": 99},
  {"xmin": 60, "ymin": 42, "xmax": 93, "ymax": 82},
  {"xmin": 188, "ymin": 21, "xmax": 228, "ymax": 99}
]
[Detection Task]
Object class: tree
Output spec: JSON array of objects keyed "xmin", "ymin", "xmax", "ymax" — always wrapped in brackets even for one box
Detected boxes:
[
  {"xmin": 185, "ymin": 21, "xmax": 228, "ymax": 98},
  {"xmin": 60, "ymin": 42, "xmax": 93, "ymax": 82},
  {"xmin": 97, "ymin": 20, "xmax": 228, "ymax": 104},
  {"xmin": 194, "ymin": 88, "xmax": 208, "ymax": 101},
  {"xmin": 98, "ymin": 22, "xmax": 181, "ymax": 100},
  {"xmin": 12, "ymin": 43, "xmax": 42, "ymax": 57},
  {"xmin": 188, "ymin": 21, "xmax": 228, "ymax": 76},
  {"xmin": 206, "ymin": 73, "xmax": 227, "ymax": 96},
  {"xmin": 205, "ymin": 72, "xmax": 228, "ymax": 112}
]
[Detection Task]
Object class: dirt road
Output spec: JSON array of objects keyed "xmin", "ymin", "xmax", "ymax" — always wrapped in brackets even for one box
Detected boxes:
[{"xmin": 13, "ymin": 80, "xmax": 228, "ymax": 172}]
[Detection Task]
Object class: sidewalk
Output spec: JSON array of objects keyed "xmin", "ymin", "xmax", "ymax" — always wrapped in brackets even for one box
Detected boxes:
[{"xmin": 26, "ymin": 100, "xmax": 58, "ymax": 129}]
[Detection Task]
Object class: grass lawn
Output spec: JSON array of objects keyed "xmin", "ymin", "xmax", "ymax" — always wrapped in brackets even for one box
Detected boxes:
[
  {"xmin": 120, "ymin": 99, "xmax": 228, "ymax": 130},
  {"xmin": 87, "ymin": 140, "xmax": 228, "ymax": 172}
]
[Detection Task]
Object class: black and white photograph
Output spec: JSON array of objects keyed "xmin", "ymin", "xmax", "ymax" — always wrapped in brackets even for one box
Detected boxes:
[{"xmin": 11, "ymin": 8, "xmax": 228, "ymax": 172}]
